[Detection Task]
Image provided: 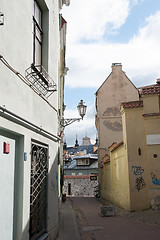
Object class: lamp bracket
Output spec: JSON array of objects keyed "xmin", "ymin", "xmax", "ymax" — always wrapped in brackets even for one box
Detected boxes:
[{"xmin": 60, "ymin": 117, "xmax": 81, "ymax": 128}]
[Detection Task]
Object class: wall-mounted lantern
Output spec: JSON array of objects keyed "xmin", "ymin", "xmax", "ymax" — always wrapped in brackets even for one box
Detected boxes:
[{"xmin": 60, "ymin": 100, "xmax": 87, "ymax": 128}]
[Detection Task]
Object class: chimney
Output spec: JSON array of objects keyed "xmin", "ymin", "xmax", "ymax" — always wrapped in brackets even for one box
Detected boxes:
[{"xmin": 111, "ymin": 63, "xmax": 122, "ymax": 73}]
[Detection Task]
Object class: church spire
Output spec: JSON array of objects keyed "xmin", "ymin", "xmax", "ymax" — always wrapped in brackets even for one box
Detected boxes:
[
  {"xmin": 75, "ymin": 135, "xmax": 79, "ymax": 147},
  {"xmin": 95, "ymin": 135, "xmax": 98, "ymax": 145}
]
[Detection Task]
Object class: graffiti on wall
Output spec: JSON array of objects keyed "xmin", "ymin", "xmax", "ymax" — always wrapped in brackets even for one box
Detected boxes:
[
  {"xmin": 151, "ymin": 172, "xmax": 160, "ymax": 186},
  {"xmin": 132, "ymin": 166, "xmax": 146, "ymax": 191},
  {"xmin": 132, "ymin": 166, "xmax": 144, "ymax": 175},
  {"xmin": 135, "ymin": 176, "xmax": 146, "ymax": 192}
]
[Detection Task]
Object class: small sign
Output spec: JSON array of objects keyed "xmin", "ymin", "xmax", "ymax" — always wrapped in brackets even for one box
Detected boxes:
[
  {"xmin": 3, "ymin": 142, "xmax": 10, "ymax": 154},
  {"xmin": 24, "ymin": 152, "xmax": 27, "ymax": 161},
  {"xmin": 90, "ymin": 175, "xmax": 97, "ymax": 181}
]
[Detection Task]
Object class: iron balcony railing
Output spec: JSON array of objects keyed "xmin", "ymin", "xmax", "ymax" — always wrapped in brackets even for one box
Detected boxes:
[{"xmin": 25, "ymin": 64, "xmax": 57, "ymax": 97}]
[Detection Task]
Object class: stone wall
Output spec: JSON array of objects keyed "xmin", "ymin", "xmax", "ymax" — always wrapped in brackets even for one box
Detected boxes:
[{"xmin": 63, "ymin": 176, "xmax": 98, "ymax": 197}]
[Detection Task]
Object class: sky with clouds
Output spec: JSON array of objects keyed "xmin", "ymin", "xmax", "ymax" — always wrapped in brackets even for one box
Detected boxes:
[{"xmin": 61, "ymin": 0, "xmax": 160, "ymax": 146}]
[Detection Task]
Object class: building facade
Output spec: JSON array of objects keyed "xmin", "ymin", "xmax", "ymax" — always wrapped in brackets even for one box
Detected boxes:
[
  {"xmin": 63, "ymin": 154, "xmax": 98, "ymax": 197},
  {"xmin": 63, "ymin": 136, "xmax": 98, "ymax": 197},
  {"xmin": 95, "ymin": 63, "xmax": 139, "ymax": 199},
  {"xmin": 100, "ymin": 80, "xmax": 160, "ymax": 211},
  {"xmin": 0, "ymin": 0, "xmax": 68, "ymax": 239}
]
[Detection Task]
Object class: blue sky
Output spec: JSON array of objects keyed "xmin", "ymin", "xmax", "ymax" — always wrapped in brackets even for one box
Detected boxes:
[
  {"xmin": 108, "ymin": 0, "xmax": 160, "ymax": 43},
  {"xmin": 62, "ymin": 0, "xmax": 160, "ymax": 146}
]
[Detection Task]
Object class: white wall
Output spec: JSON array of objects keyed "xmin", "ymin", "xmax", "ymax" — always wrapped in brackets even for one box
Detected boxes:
[
  {"xmin": 0, "ymin": 0, "xmax": 61, "ymax": 239},
  {"xmin": 0, "ymin": 136, "xmax": 15, "ymax": 240}
]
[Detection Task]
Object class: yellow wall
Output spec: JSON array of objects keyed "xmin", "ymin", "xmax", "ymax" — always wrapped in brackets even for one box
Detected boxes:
[
  {"xmin": 122, "ymin": 93, "xmax": 160, "ymax": 210},
  {"xmin": 101, "ymin": 162, "xmax": 112, "ymax": 202},
  {"xmin": 110, "ymin": 144, "xmax": 131, "ymax": 210},
  {"xmin": 100, "ymin": 144, "xmax": 131, "ymax": 210},
  {"xmin": 98, "ymin": 86, "xmax": 160, "ymax": 211},
  {"xmin": 143, "ymin": 113, "xmax": 160, "ymax": 207},
  {"xmin": 142, "ymin": 94, "xmax": 160, "ymax": 114},
  {"xmin": 122, "ymin": 106, "xmax": 150, "ymax": 211}
]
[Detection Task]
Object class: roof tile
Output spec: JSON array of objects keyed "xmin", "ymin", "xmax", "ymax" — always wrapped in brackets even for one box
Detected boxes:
[
  {"xmin": 122, "ymin": 101, "xmax": 143, "ymax": 108},
  {"xmin": 138, "ymin": 84, "xmax": 160, "ymax": 95}
]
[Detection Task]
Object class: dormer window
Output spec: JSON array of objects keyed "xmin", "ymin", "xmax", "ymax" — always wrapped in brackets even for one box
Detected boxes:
[{"xmin": 77, "ymin": 159, "xmax": 90, "ymax": 166}]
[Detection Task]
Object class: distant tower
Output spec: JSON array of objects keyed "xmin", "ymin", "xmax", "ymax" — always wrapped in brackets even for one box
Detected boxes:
[
  {"xmin": 75, "ymin": 135, "xmax": 79, "ymax": 147},
  {"xmin": 82, "ymin": 135, "xmax": 91, "ymax": 146}
]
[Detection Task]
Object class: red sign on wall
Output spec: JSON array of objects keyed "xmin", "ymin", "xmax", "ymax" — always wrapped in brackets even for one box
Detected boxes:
[{"xmin": 3, "ymin": 142, "xmax": 10, "ymax": 154}]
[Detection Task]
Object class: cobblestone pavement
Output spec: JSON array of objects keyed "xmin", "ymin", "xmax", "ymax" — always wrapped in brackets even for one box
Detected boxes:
[{"xmin": 70, "ymin": 197, "xmax": 160, "ymax": 240}]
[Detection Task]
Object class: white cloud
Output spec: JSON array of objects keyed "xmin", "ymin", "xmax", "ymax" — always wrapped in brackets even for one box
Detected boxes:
[
  {"xmin": 62, "ymin": 0, "xmax": 130, "ymax": 43},
  {"xmin": 64, "ymin": 10, "xmax": 160, "ymax": 89},
  {"xmin": 62, "ymin": 2, "xmax": 160, "ymax": 145}
]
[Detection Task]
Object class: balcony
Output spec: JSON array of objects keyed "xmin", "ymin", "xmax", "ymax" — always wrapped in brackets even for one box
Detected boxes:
[{"xmin": 25, "ymin": 64, "xmax": 57, "ymax": 97}]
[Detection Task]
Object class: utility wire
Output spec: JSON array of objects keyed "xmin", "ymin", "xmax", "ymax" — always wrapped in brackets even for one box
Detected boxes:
[{"xmin": 0, "ymin": 55, "xmax": 57, "ymax": 112}]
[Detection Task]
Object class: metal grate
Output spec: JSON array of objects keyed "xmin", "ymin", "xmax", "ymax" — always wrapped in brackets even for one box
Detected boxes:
[
  {"xmin": 29, "ymin": 143, "xmax": 48, "ymax": 240},
  {"xmin": 25, "ymin": 64, "xmax": 57, "ymax": 98}
]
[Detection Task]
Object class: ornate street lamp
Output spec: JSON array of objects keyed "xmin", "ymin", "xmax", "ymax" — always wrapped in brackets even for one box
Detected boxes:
[{"xmin": 60, "ymin": 99, "xmax": 87, "ymax": 128}]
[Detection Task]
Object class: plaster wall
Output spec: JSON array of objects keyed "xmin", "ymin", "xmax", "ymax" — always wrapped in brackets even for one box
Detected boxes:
[
  {"xmin": 144, "ymin": 115, "xmax": 160, "ymax": 208},
  {"xmin": 122, "ymin": 96, "xmax": 160, "ymax": 210},
  {"xmin": 123, "ymin": 107, "xmax": 150, "ymax": 211},
  {"xmin": 101, "ymin": 163, "xmax": 112, "ymax": 202},
  {"xmin": 96, "ymin": 65, "xmax": 139, "ymax": 193},
  {"xmin": 96, "ymin": 64, "xmax": 139, "ymax": 154},
  {"xmin": 100, "ymin": 88, "xmax": 160, "ymax": 211},
  {"xmin": 0, "ymin": 136, "xmax": 15, "ymax": 240},
  {"xmin": 110, "ymin": 145, "xmax": 130, "ymax": 210},
  {"xmin": 0, "ymin": 119, "xmax": 59, "ymax": 239},
  {"xmin": 0, "ymin": 0, "xmax": 60, "ymax": 239},
  {"xmin": 0, "ymin": 0, "xmax": 60, "ymax": 134},
  {"xmin": 142, "ymin": 95, "xmax": 160, "ymax": 114}
]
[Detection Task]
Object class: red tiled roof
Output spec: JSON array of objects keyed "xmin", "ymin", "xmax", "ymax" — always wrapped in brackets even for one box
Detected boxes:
[
  {"xmin": 138, "ymin": 84, "xmax": 160, "ymax": 95},
  {"xmin": 121, "ymin": 101, "xmax": 143, "ymax": 108},
  {"xmin": 111, "ymin": 141, "xmax": 123, "ymax": 152},
  {"xmin": 104, "ymin": 159, "xmax": 110, "ymax": 164}
]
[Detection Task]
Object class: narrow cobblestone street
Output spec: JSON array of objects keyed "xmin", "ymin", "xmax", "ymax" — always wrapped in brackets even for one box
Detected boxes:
[{"xmin": 57, "ymin": 197, "xmax": 160, "ymax": 240}]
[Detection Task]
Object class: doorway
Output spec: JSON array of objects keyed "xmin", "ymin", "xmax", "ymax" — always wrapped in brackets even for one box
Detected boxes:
[{"xmin": 68, "ymin": 183, "xmax": 71, "ymax": 195}]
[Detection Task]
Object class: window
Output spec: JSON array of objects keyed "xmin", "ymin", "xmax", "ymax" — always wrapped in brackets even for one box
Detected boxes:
[
  {"xmin": 77, "ymin": 159, "xmax": 89, "ymax": 166},
  {"xmin": 33, "ymin": 1, "xmax": 43, "ymax": 65}
]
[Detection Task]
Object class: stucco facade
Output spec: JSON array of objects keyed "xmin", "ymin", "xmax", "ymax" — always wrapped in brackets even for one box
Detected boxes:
[
  {"xmin": 100, "ymin": 80, "xmax": 160, "ymax": 211},
  {"xmin": 95, "ymin": 64, "xmax": 139, "ymax": 199},
  {"xmin": 0, "ymin": 1, "xmax": 68, "ymax": 239}
]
